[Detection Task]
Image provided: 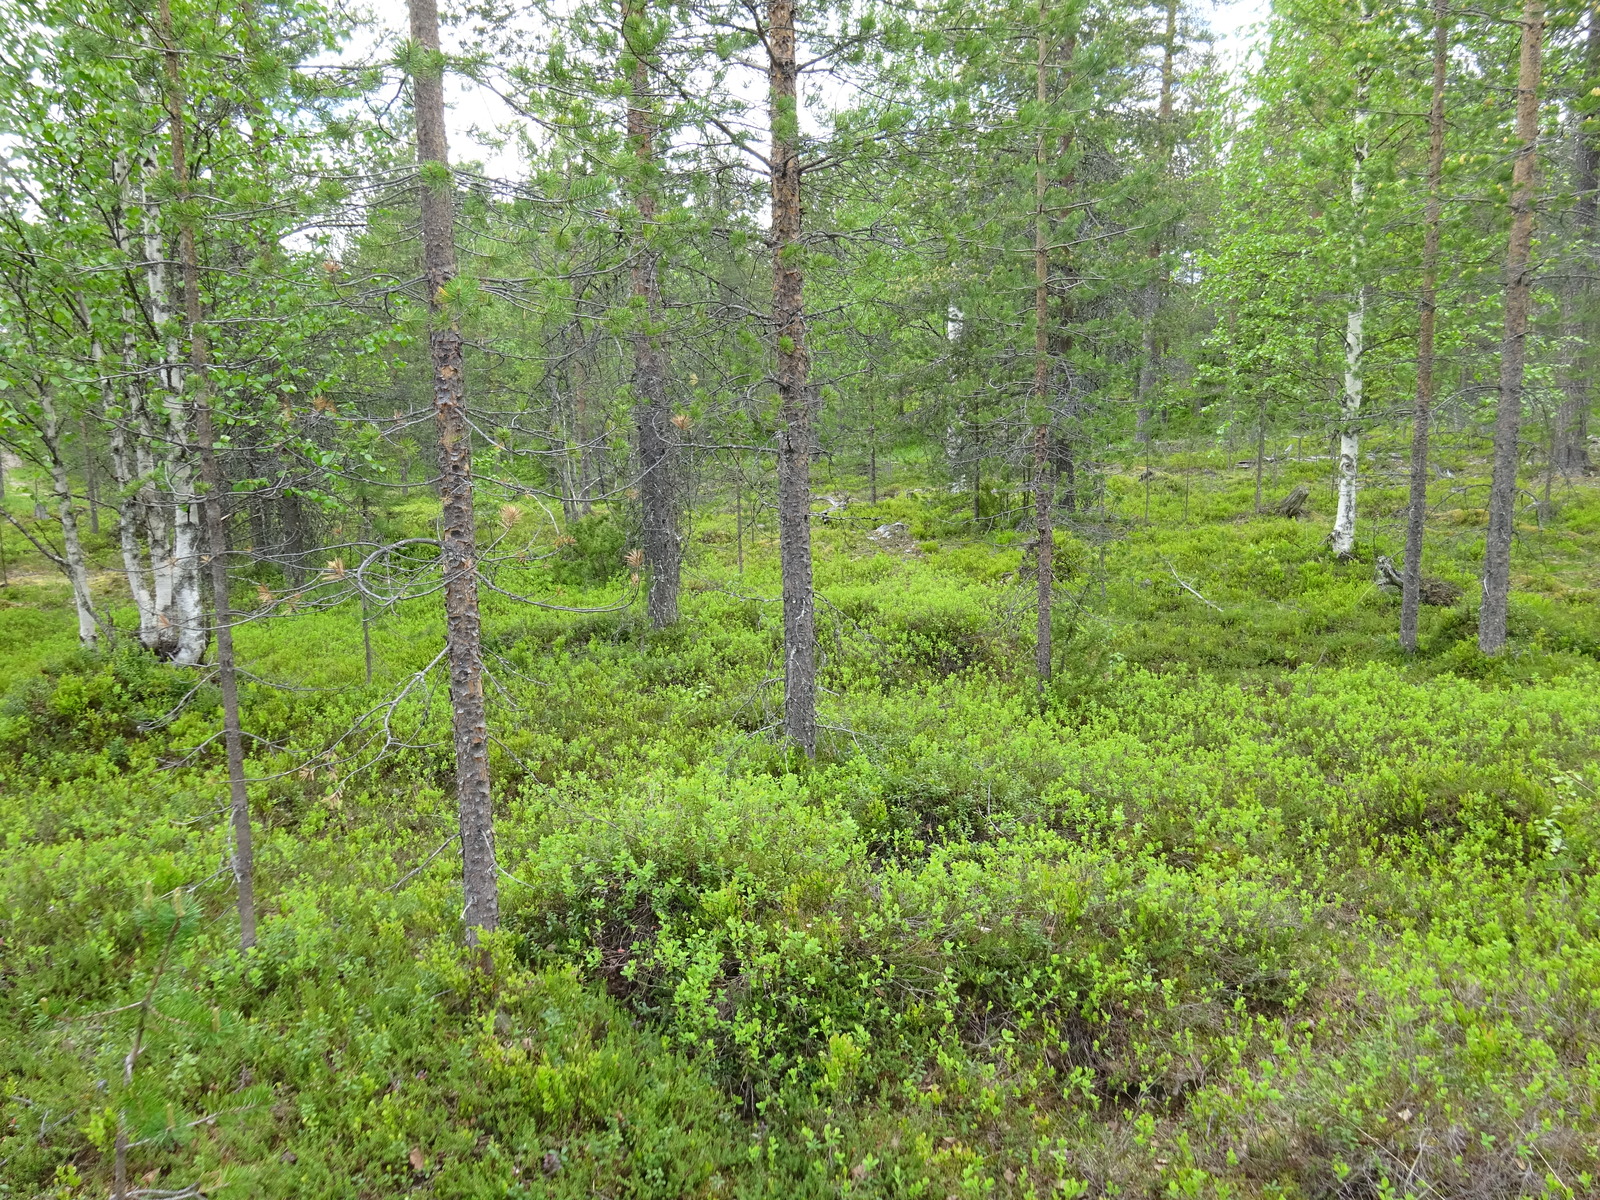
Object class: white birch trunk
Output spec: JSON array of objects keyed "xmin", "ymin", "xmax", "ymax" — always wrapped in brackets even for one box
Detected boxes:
[
  {"xmin": 140, "ymin": 160, "xmax": 206, "ymax": 663},
  {"xmin": 105, "ymin": 161, "xmax": 162, "ymax": 640},
  {"xmin": 168, "ymin": 490, "xmax": 207, "ymax": 663},
  {"xmin": 38, "ymin": 389, "xmax": 98, "ymax": 645},
  {"xmin": 1331, "ymin": 86, "xmax": 1370, "ymax": 560},
  {"xmin": 104, "ymin": 322, "xmax": 160, "ymax": 637},
  {"xmin": 1331, "ymin": 288, "xmax": 1364, "ymax": 558}
]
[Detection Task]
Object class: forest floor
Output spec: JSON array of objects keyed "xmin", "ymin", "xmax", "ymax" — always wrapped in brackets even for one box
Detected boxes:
[{"xmin": 2, "ymin": 441, "xmax": 1599, "ymax": 1199}]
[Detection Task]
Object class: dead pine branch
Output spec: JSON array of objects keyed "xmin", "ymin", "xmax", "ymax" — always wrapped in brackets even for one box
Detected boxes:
[
  {"xmin": 1160, "ymin": 555, "xmax": 1222, "ymax": 613},
  {"xmin": 113, "ymin": 892, "xmax": 185, "ymax": 1200}
]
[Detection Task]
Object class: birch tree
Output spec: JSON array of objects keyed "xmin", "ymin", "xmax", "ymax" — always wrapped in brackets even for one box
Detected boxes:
[{"xmin": 1330, "ymin": 0, "xmax": 1374, "ymax": 561}]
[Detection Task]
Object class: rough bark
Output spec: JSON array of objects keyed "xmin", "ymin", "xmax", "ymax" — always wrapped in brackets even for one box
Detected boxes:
[
  {"xmin": 564, "ymin": 352, "xmax": 598, "ymax": 519},
  {"xmin": 1053, "ymin": 433, "xmax": 1077, "ymax": 514},
  {"xmin": 1556, "ymin": 4, "xmax": 1599, "ymax": 474},
  {"xmin": 1402, "ymin": 0, "xmax": 1447, "ymax": 654},
  {"xmin": 278, "ymin": 484, "xmax": 312, "ymax": 585},
  {"xmin": 1033, "ymin": 0, "xmax": 1053, "ymax": 698},
  {"xmin": 1273, "ymin": 484, "xmax": 1311, "ymax": 519},
  {"xmin": 1033, "ymin": 430, "xmax": 1052, "ymax": 690},
  {"xmin": 160, "ymin": 0, "xmax": 254, "ymax": 949},
  {"xmin": 1043, "ymin": 27, "xmax": 1080, "ymax": 520},
  {"xmin": 1133, "ymin": 291, "xmax": 1159, "ymax": 442},
  {"xmin": 1480, "ymin": 0, "xmax": 1545, "ymax": 653},
  {"xmin": 1253, "ymin": 393, "xmax": 1267, "ymax": 513},
  {"xmin": 1557, "ymin": 294, "xmax": 1592, "ymax": 477},
  {"xmin": 769, "ymin": 0, "xmax": 818, "ymax": 757},
  {"xmin": 409, "ymin": 0, "xmax": 499, "ymax": 937},
  {"xmin": 625, "ymin": 2, "xmax": 680, "ymax": 627},
  {"xmin": 1133, "ymin": 0, "xmax": 1177, "ymax": 443}
]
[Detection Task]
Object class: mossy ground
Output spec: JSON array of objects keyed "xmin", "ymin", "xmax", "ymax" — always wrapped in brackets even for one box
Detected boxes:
[{"xmin": 2, "ymin": 440, "xmax": 1598, "ymax": 1199}]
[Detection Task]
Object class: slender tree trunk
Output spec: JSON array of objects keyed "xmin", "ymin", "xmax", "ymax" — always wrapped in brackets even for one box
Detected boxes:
[
  {"xmin": 574, "ymin": 354, "xmax": 595, "ymax": 516},
  {"xmin": 558, "ymin": 374, "xmax": 580, "ymax": 524},
  {"xmin": 79, "ymin": 411, "xmax": 99, "ymax": 535},
  {"xmin": 769, "ymin": 0, "xmax": 818, "ymax": 757},
  {"xmin": 38, "ymin": 391, "xmax": 98, "ymax": 645},
  {"xmin": 1254, "ymin": 393, "xmax": 1267, "ymax": 512},
  {"xmin": 626, "ymin": 2, "xmax": 681, "ymax": 626},
  {"xmin": 107, "ymin": 308, "xmax": 160, "ymax": 640},
  {"xmin": 1033, "ymin": 423, "xmax": 1052, "ymax": 695},
  {"xmin": 159, "ymin": 0, "xmax": 254, "ymax": 950},
  {"xmin": 1331, "ymin": 29, "xmax": 1372, "ymax": 561},
  {"xmin": 360, "ymin": 591, "xmax": 374, "ymax": 684},
  {"xmin": 1033, "ymin": 0, "xmax": 1053, "ymax": 699},
  {"xmin": 75, "ymin": 289, "xmax": 116, "ymax": 543},
  {"xmin": 735, "ymin": 467, "xmax": 744, "ymax": 575},
  {"xmin": 1402, "ymin": 0, "xmax": 1448, "ymax": 653},
  {"xmin": 1557, "ymin": 4, "xmax": 1599, "ymax": 474},
  {"xmin": 409, "ymin": 0, "xmax": 499, "ymax": 936},
  {"xmin": 868, "ymin": 394, "xmax": 878, "ymax": 502},
  {"xmin": 1542, "ymin": 406, "xmax": 1555, "ymax": 524},
  {"xmin": 1134, "ymin": 297, "xmax": 1159, "ymax": 442},
  {"xmin": 1332, "ymin": 250, "xmax": 1367, "ymax": 558},
  {"xmin": 1134, "ymin": 0, "xmax": 1177, "ymax": 444},
  {"xmin": 1557, "ymin": 300, "xmax": 1590, "ymax": 478},
  {"xmin": 139, "ymin": 179, "xmax": 179, "ymax": 654},
  {"xmin": 278, "ymin": 486, "xmax": 311, "ymax": 585},
  {"xmin": 147, "ymin": 155, "xmax": 206, "ymax": 665},
  {"xmin": 1049, "ymin": 33, "xmax": 1079, "ymax": 526},
  {"xmin": 1481, "ymin": 0, "xmax": 1546, "ymax": 653},
  {"xmin": 1056, "ymin": 434, "xmax": 1077, "ymax": 514},
  {"xmin": 136, "ymin": 155, "xmax": 206, "ymax": 664}
]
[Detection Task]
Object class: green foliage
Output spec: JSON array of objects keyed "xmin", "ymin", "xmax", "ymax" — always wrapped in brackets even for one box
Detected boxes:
[
  {"xmin": 3, "ymin": 464, "xmax": 1599, "ymax": 1197},
  {"xmin": 548, "ymin": 511, "xmax": 629, "ymax": 587},
  {"xmin": 0, "ymin": 646, "xmax": 212, "ymax": 776}
]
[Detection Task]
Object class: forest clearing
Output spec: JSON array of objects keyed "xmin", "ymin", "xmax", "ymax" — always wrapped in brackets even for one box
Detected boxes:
[{"xmin": 2, "ymin": 0, "xmax": 1599, "ymax": 1195}]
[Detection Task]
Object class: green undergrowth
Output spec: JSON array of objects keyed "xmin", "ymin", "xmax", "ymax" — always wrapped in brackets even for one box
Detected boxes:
[{"xmin": 2, "ymin": 463, "xmax": 1599, "ymax": 1199}]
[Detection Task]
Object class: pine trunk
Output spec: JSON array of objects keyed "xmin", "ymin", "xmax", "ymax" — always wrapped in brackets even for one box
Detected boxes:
[
  {"xmin": 1134, "ymin": 0, "xmax": 1177, "ymax": 445},
  {"xmin": 1402, "ymin": 0, "xmax": 1448, "ymax": 653},
  {"xmin": 409, "ymin": 0, "xmax": 499, "ymax": 937},
  {"xmin": 1557, "ymin": 5, "xmax": 1600, "ymax": 474},
  {"xmin": 1033, "ymin": 0, "xmax": 1053, "ymax": 698},
  {"xmin": 769, "ymin": 0, "xmax": 818, "ymax": 757},
  {"xmin": 1134, "ymin": 295, "xmax": 1158, "ymax": 442},
  {"xmin": 1480, "ymin": 0, "xmax": 1545, "ymax": 653},
  {"xmin": 627, "ymin": 5, "xmax": 680, "ymax": 627}
]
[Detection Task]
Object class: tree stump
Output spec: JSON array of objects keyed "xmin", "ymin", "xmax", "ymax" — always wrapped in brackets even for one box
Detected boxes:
[
  {"xmin": 1271, "ymin": 484, "xmax": 1310, "ymax": 519},
  {"xmin": 1375, "ymin": 555, "xmax": 1462, "ymax": 606}
]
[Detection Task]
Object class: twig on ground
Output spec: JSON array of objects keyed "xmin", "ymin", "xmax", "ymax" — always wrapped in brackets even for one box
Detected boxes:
[{"xmin": 1160, "ymin": 555, "xmax": 1222, "ymax": 613}]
